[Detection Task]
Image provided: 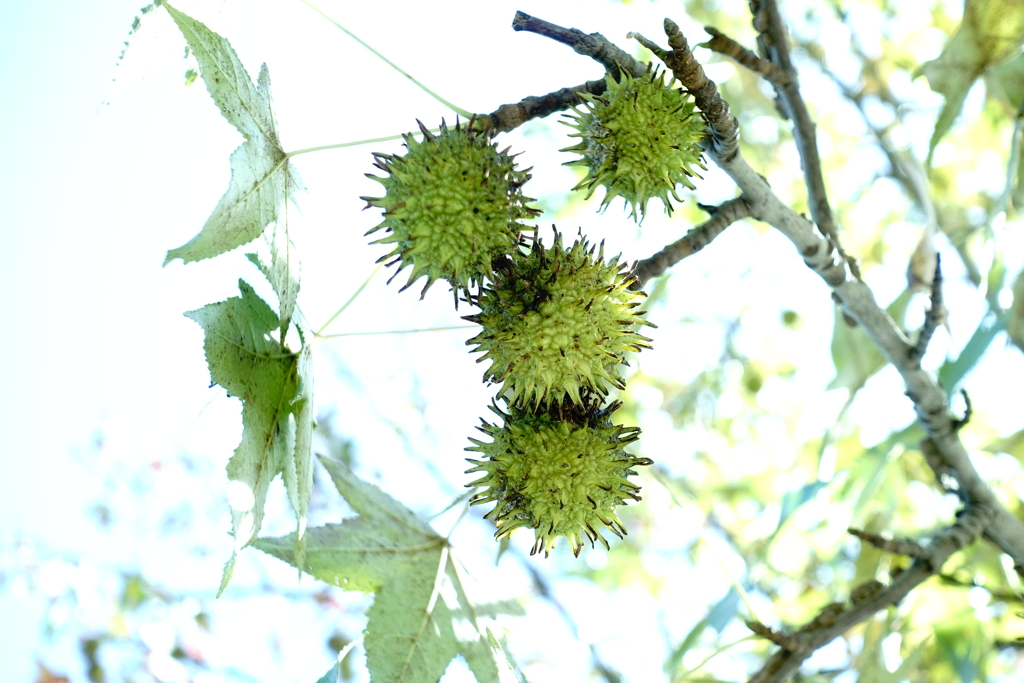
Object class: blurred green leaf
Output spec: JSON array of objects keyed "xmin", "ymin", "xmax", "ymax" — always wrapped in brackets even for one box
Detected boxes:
[
  {"xmin": 922, "ymin": 0, "xmax": 1024, "ymax": 162},
  {"xmin": 990, "ymin": 53, "xmax": 1024, "ymax": 109},
  {"xmin": 984, "ymin": 428, "xmax": 1024, "ymax": 460},
  {"xmin": 256, "ymin": 456, "xmax": 524, "ymax": 683},
  {"xmin": 938, "ymin": 310, "xmax": 1009, "ymax": 395},
  {"xmin": 246, "ymin": 220, "xmax": 301, "ymax": 335},
  {"xmin": 315, "ymin": 662, "xmax": 343, "ymax": 683},
  {"xmin": 828, "ymin": 289, "xmax": 912, "ymax": 392},
  {"xmin": 935, "ymin": 616, "xmax": 990, "ymax": 683},
  {"xmin": 1007, "ymin": 267, "xmax": 1024, "ymax": 353}
]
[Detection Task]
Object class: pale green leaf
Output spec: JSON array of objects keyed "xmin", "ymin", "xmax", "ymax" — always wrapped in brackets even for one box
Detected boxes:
[
  {"xmin": 966, "ymin": 0, "xmax": 1024, "ymax": 64},
  {"xmin": 1008, "ymin": 267, "xmax": 1024, "ymax": 353},
  {"xmin": 255, "ymin": 457, "xmax": 524, "ymax": 683},
  {"xmin": 990, "ymin": 52, "xmax": 1024, "ymax": 109},
  {"xmin": 315, "ymin": 662, "xmax": 343, "ymax": 683},
  {"xmin": 985, "ymin": 428, "xmax": 1024, "ymax": 460},
  {"xmin": 445, "ymin": 558, "xmax": 526, "ymax": 683},
  {"xmin": 185, "ymin": 280, "xmax": 314, "ymax": 575},
  {"xmin": 163, "ymin": 4, "xmax": 302, "ymax": 264},
  {"xmin": 246, "ymin": 220, "xmax": 301, "ymax": 333},
  {"xmin": 885, "ymin": 638, "xmax": 929, "ymax": 682},
  {"xmin": 485, "ymin": 629, "xmax": 528, "ymax": 683},
  {"xmin": 921, "ymin": 27, "xmax": 983, "ymax": 165},
  {"xmin": 935, "ymin": 617, "xmax": 989, "ymax": 683},
  {"xmin": 828, "ymin": 289, "xmax": 912, "ymax": 392},
  {"xmin": 290, "ymin": 331, "xmax": 314, "ymax": 570},
  {"xmin": 366, "ymin": 555, "xmax": 459, "ymax": 683},
  {"xmin": 921, "ymin": 0, "xmax": 1024, "ymax": 162},
  {"xmin": 938, "ymin": 309, "xmax": 1009, "ymax": 395}
]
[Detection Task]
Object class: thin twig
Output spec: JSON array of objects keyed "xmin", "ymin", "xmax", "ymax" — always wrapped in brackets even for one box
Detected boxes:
[
  {"xmin": 633, "ymin": 196, "xmax": 751, "ymax": 286},
  {"xmin": 701, "ymin": 26, "xmax": 790, "ymax": 85},
  {"xmin": 517, "ymin": 3, "xmax": 1024, "ymax": 632},
  {"xmin": 748, "ymin": 0, "xmax": 859, "ymax": 279},
  {"xmin": 666, "ymin": 20, "xmax": 1024, "ymax": 568},
  {"xmin": 745, "ymin": 620, "xmax": 803, "ymax": 651},
  {"xmin": 479, "ymin": 78, "xmax": 609, "ymax": 134},
  {"xmin": 800, "ymin": 9, "xmax": 939, "ymax": 236},
  {"xmin": 847, "ymin": 528, "xmax": 931, "ymax": 561},
  {"xmin": 748, "ymin": 502, "xmax": 994, "ymax": 683},
  {"xmin": 512, "ymin": 11, "xmax": 647, "ymax": 80},
  {"xmin": 910, "ymin": 253, "xmax": 944, "ymax": 362},
  {"xmin": 952, "ymin": 389, "xmax": 973, "ymax": 432},
  {"xmin": 937, "ymin": 572, "xmax": 1024, "ymax": 603},
  {"xmin": 849, "ymin": 580, "xmax": 884, "ymax": 605}
]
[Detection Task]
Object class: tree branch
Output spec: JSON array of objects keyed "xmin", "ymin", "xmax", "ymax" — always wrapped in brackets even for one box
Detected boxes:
[
  {"xmin": 512, "ymin": 11, "xmax": 647, "ymax": 80},
  {"xmin": 701, "ymin": 26, "xmax": 790, "ymax": 85},
  {"xmin": 634, "ymin": 196, "xmax": 751, "ymax": 286},
  {"xmin": 718, "ymin": 135, "xmax": 1024, "ymax": 571},
  {"xmin": 847, "ymin": 528, "xmax": 931, "ymax": 561},
  {"xmin": 910, "ymin": 253, "xmax": 944, "ymax": 362},
  {"xmin": 654, "ymin": 27, "xmax": 1024, "ymax": 572},
  {"xmin": 630, "ymin": 20, "xmax": 740, "ymax": 161},
  {"xmin": 748, "ymin": 502, "xmax": 994, "ymax": 683},
  {"xmin": 479, "ymin": 78, "xmax": 610, "ymax": 134},
  {"xmin": 747, "ymin": 0, "xmax": 859, "ymax": 279},
  {"xmin": 515, "ymin": 13, "xmax": 1024, "ymax": 676}
]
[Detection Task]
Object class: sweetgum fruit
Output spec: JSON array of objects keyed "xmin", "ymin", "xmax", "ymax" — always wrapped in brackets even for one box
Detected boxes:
[
  {"xmin": 363, "ymin": 119, "xmax": 539, "ymax": 300},
  {"xmin": 465, "ymin": 402, "xmax": 652, "ymax": 557},
  {"xmin": 561, "ymin": 67, "xmax": 706, "ymax": 222}
]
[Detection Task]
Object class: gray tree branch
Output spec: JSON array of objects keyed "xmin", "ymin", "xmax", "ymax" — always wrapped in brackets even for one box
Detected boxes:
[
  {"xmin": 748, "ymin": 502, "xmax": 995, "ymax": 683},
  {"xmin": 512, "ymin": 10, "xmax": 1024, "ymax": 680},
  {"xmin": 634, "ymin": 197, "xmax": 752, "ymax": 286},
  {"xmin": 480, "ymin": 79, "xmax": 609, "ymax": 134}
]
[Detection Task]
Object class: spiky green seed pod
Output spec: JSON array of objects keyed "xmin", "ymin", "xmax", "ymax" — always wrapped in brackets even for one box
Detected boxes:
[
  {"xmin": 362, "ymin": 119, "xmax": 540, "ymax": 299},
  {"xmin": 464, "ymin": 230, "xmax": 654, "ymax": 409},
  {"xmin": 466, "ymin": 403, "xmax": 651, "ymax": 557},
  {"xmin": 561, "ymin": 67, "xmax": 707, "ymax": 222}
]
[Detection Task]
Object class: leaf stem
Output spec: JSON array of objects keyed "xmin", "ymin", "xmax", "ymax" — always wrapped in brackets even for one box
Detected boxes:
[
  {"xmin": 286, "ymin": 127, "xmax": 440, "ymax": 157},
  {"xmin": 320, "ymin": 325, "xmax": 474, "ymax": 339},
  {"xmin": 315, "ymin": 264, "xmax": 383, "ymax": 337},
  {"xmin": 298, "ymin": 0, "xmax": 473, "ymax": 119}
]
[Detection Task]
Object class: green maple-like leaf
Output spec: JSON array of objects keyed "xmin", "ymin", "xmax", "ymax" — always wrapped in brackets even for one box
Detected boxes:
[
  {"xmin": 245, "ymin": 213, "xmax": 301, "ymax": 333},
  {"xmin": 185, "ymin": 280, "xmax": 314, "ymax": 589},
  {"xmin": 255, "ymin": 456, "xmax": 524, "ymax": 683},
  {"xmin": 163, "ymin": 3, "xmax": 303, "ymax": 265},
  {"xmin": 921, "ymin": 0, "xmax": 1024, "ymax": 163}
]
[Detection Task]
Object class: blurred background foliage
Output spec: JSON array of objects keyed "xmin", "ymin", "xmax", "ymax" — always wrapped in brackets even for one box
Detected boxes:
[{"xmin": 5, "ymin": 0, "xmax": 1024, "ymax": 681}]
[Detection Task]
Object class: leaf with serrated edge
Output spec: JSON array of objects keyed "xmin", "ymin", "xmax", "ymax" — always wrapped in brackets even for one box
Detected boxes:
[
  {"xmin": 921, "ymin": 0, "xmax": 1024, "ymax": 162},
  {"xmin": 285, "ymin": 330, "xmax": 314, "ymax": 573},
  {"xmin": 246, "ymin": 220, "xmax": 300, "ymax": 333},
  {"xmin": 185, "ymin": 280, "xmax": 313, "ymax": 587},
  {"xmin": 446, "ymin": 556, "xmax": 525, "ymax": 683},
  {"xmin": 163, "ymin": 4, "xmax": 302, "ymax": 264},
  {"xmin": 254, "ymin": 457, "xmax": 524, "ymax": 683}
]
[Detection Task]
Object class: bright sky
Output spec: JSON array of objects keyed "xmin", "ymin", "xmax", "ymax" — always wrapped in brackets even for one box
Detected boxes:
[{"xmin": 3, "ymin": 0, "xmax": 1023, "ymax": 681}]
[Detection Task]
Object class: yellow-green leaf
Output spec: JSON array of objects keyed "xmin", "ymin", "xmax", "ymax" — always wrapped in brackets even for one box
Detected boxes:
[
  {"xmin": 185, "ymin": 281, "xmax": 313, "ymax": 582},
  {"xmin": 162, "ymin": 4, "xmax": 303, "ymax": 265},
  {"xmin": 255, "ymin": 457, "xmax": 525, "ymax": 683},
  {"xmin": 922, "ymin": 0, "xmax": 1024, "ymax": 162}
]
